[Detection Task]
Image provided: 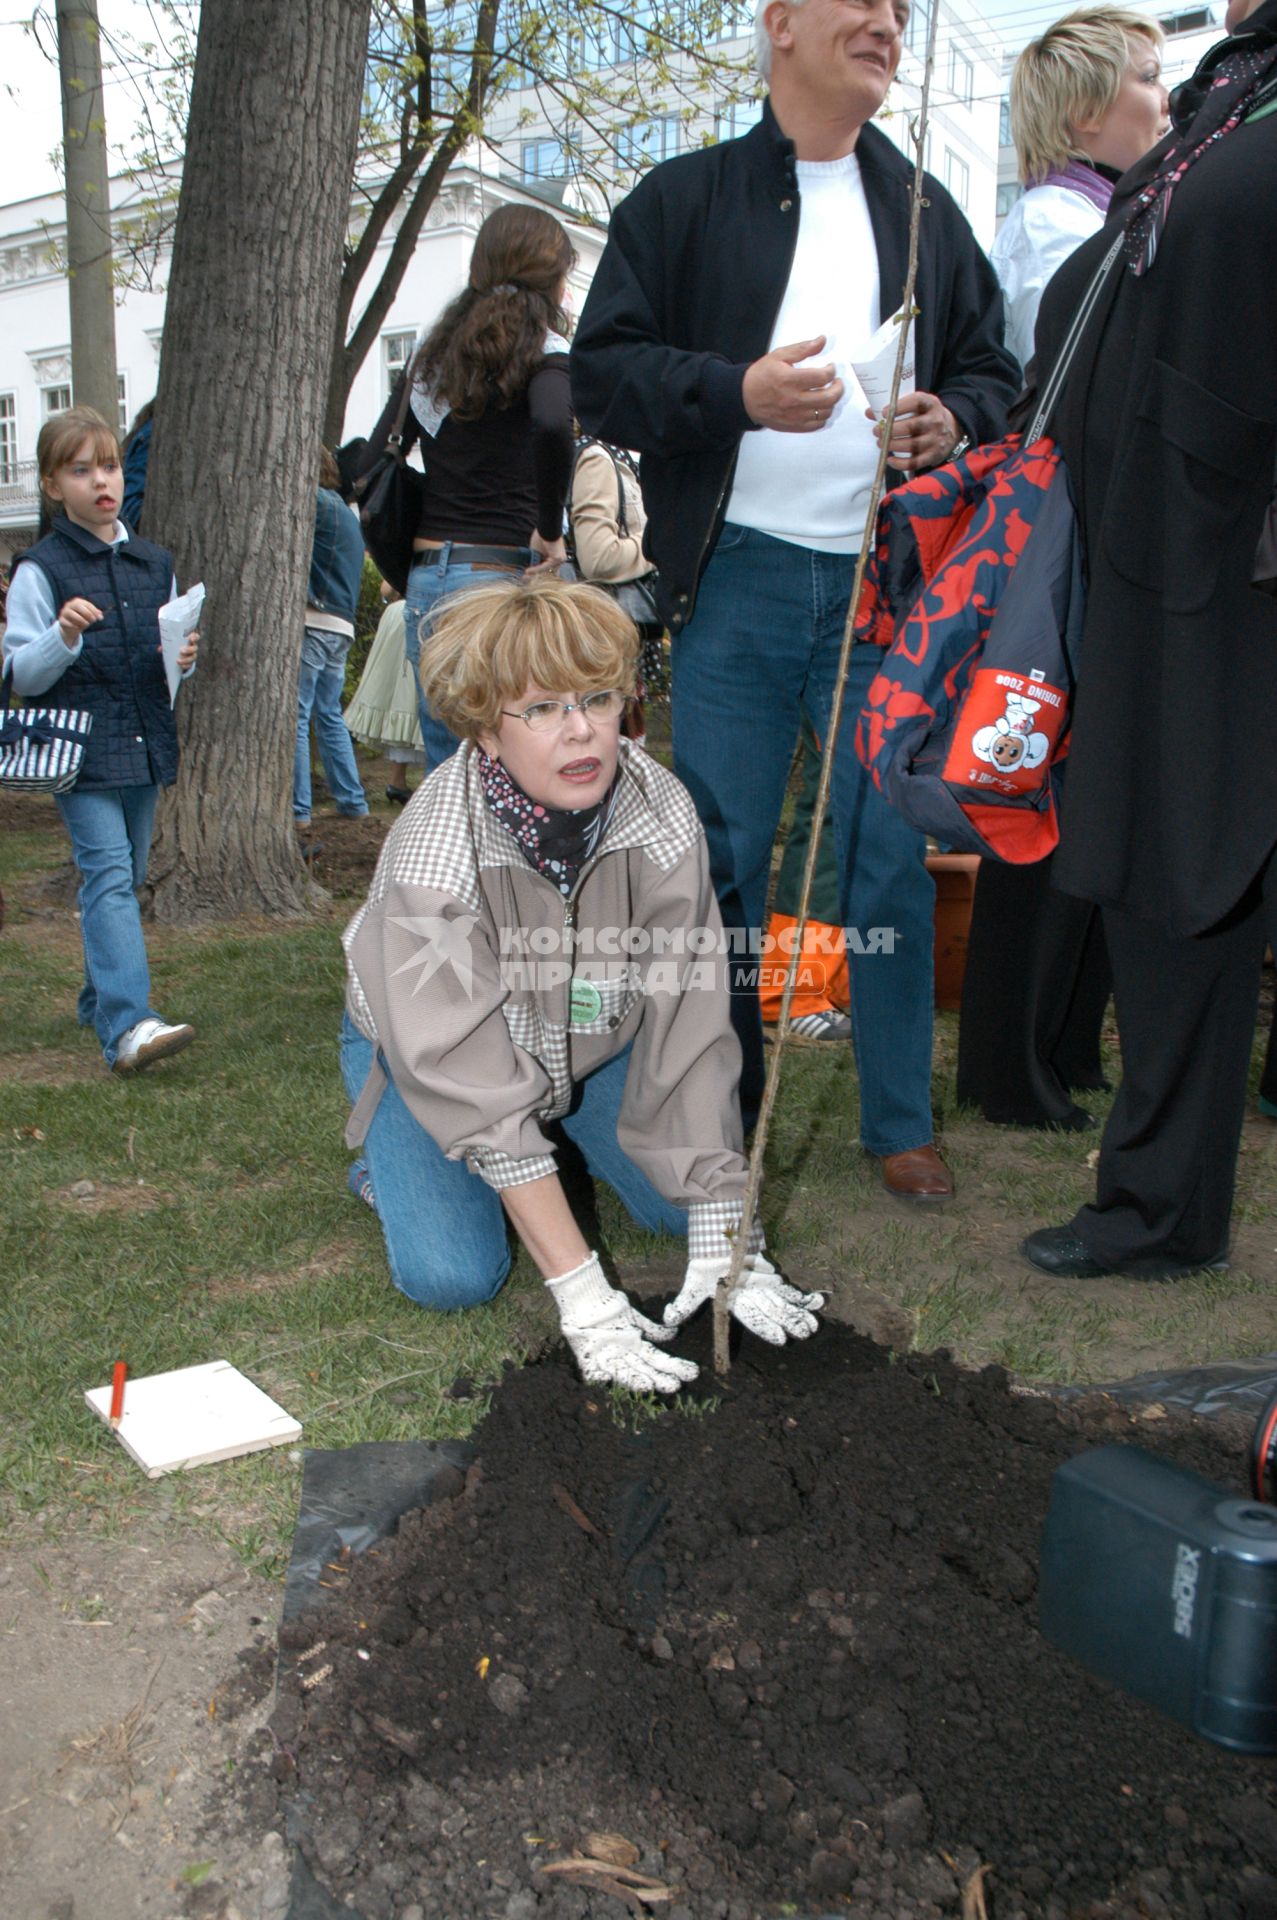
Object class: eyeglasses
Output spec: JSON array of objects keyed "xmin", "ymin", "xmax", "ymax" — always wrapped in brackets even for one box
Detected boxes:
[{"xmin": 500, "ymin": 690, "xmax": 629, "ymax": 733}]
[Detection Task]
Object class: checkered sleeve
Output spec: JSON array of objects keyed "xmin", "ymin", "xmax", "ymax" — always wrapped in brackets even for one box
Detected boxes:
[
  {"xmin": 687, "ymin": 1199, "xmax": 765, "ymax": 1264},
  {"xmin": 465, "ymin": 1147, "xmax": 558, "ymax": 1192}
]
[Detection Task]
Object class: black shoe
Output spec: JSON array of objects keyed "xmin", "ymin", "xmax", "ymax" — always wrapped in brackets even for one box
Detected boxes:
[
  {"xmin": 1021, "ymin": 1226, "xmax": 1107, "ymax": 1277},
  {"xmin": 386, "ymin": 784, "xmax": 412, "ymax": 806},
  {"xmin": 1022, "ymin": 1224, "xmax": 1229, "ymax": 1282}
]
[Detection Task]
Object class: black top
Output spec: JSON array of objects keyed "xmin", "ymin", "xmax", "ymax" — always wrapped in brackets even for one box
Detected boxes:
[{"xmin": 364, "ymin": 355, "xmax": 573, "ymax": 549}]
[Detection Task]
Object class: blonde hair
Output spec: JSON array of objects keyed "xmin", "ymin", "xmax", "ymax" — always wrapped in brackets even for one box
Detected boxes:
[
  {"xmin": 1010, "ymin": 6, "xmax": 1163, "ymax": 185},
  {"xmin": 36, "ymin": 405, "xmax": 120, "ymax": 496},
  {"xmin": 419, "ymin": 576, "xmax": 639, "ymax": 741}
]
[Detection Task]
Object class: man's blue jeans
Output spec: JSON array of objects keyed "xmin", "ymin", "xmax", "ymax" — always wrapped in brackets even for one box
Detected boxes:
[
  {"xmin": 55, "ymin": 783, "xmax": 160, "ymax": 1067},
  {"xmin": 294, "ymin": 627, "xmax": 368, "ymax": 822},
  {"xmin": 404, "ymin": 549, "xmax": 533, "ymax": 774},
  {"xmin": 671, "ymin": 523, "xmax": 936, "ymax": 1156},
  {"xmin": 340, "ymin": 1017, "xmax": 688, "ymax": 1311}
]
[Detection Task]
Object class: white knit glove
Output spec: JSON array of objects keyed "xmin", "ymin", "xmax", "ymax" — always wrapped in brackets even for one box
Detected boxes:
[
  {"xmin": 663, "ymin": 1252, "xmax": 825, "ymax": 1346},
  {"xmin": 547, "ymin": 1253, "xmax": 700, "ymax": 1393}
]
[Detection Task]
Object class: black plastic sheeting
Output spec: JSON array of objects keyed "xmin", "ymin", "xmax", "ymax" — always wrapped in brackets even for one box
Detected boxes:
[
  {"xmin": 1051, "ymin": 1354, "xmax": 1277, "ymax": 1421},
  {"xmin": 282, "ymin": 1438, "xmax": 473, "ymax": 1621}
]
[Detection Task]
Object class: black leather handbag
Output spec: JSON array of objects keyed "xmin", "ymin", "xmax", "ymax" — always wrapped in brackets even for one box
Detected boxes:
[{"xmin": 355, "ymin": 370, "xmax": 426, "ymax": 594}]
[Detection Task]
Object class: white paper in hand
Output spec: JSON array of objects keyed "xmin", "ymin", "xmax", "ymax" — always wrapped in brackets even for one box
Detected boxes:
[
  {"xmin": 158, "ymin": 583, "xmax": 205, "ymax": 706},
  {"xmin": 850, "ymin": 309, "xmax": 916, "ymax": 418}
]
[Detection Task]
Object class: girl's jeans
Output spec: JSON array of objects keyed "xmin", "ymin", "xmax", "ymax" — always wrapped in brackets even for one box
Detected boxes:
[{"xmin": 55, "ymin": 783, "xmax": 160, "ymax": 1066}]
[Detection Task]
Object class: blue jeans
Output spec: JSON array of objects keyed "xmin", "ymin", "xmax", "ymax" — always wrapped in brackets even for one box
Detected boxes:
[
  {"xmin": 672, "ymin": 523, "xmax": 936, "ymax": 1155},
  {"xmin": 340, "ymin": 1016, "xmax": 687, "ymax": 1310},
  {"xmin": 294, "ymin": 627, "xmax": 368, "ymax": 822},
  {"xmin": 404, "ymin": 548, "xmax": 533, "ymax": 774},
  {"xmin": 55, "ymin": 784, "xmax": 161, "ymax": 1066}
]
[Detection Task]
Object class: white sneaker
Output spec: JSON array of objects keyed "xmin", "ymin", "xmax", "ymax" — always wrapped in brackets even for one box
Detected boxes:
[
  {"xmin": 113, "ymin": 1018, "xmax": 196, "ymax": 1074},
  {"xmin": 786, "ymin": 1008, "xmax": 853, "ymax": 1046}
]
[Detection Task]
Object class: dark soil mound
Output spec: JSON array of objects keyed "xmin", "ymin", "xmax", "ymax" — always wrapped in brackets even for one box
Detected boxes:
[{"xmin": 274, "ymin": 1323, "xmax": 1277, "ymax": 1920}]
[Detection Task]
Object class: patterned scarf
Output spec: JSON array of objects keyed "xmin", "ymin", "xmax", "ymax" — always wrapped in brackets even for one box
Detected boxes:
[
  {"xmin": 1123, "ymin": 18, "xmax": 1277, "ymax": 275},
  {"xmin": 478, "ymin": 749, "xmax": 619, "ymax": 898}
]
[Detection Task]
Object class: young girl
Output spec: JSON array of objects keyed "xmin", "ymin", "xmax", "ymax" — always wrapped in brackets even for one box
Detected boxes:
[{"xmin": 4, "ymin": 406, "xmax": 199, "ymax": 1074}]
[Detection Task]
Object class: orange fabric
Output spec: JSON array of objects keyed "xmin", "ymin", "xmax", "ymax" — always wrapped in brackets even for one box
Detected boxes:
[{"xmin": 758, "ymin": 912, "xmax": 850, "ymax": 1022}]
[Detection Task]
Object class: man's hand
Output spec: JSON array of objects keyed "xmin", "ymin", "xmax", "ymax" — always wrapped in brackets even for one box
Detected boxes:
[
  {"xmin": 869, "ymin": 392, "xmax": 964, "ymax": 472},
  {"xmin": 56, "ymin": 598, "xmax": 103, "ymax": 647},
  {"xmin": 664, "ymin": 1252, "xmax": 825, "ymax": 1346},
  {"xmin": 547, "ymin": 1252, "xmax": 700, "ymax": 1393},
  {"xmin": 743, "ymin": 338, "xmax": 844, "ymax": 433}
]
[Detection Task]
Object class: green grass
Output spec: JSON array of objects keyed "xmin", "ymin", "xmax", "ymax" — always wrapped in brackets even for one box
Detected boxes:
[{"xmin": 5, "ymin": 803, "xmax": 1277, "ymax": 1575}]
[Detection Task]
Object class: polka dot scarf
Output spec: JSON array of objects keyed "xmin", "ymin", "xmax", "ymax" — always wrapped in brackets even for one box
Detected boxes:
[
  {"xmin": 478, "ymin": 750, "xmax": 619, "ymax": 898},
  {"xmin": 1123, "ymin": 23, "xmax": 1277, "ymax": 276}
]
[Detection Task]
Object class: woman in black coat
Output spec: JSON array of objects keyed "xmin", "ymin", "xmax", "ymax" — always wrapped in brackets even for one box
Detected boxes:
[{"xmin": 1021, "ymin": 0, "xmax": 1277, "ymax": 1278}]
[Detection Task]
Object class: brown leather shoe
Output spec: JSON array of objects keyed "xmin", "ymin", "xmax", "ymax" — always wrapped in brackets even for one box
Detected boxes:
[{"xmin": 878, "ymin": 1144, "xmax": 954, "ymax": 1200}]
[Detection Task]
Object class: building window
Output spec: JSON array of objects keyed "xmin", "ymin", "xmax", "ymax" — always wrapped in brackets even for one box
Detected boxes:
[
  {"xmin": 382, "ymin": 329, "xmax": 417, "ymax": 400},
  {"xmin": 906, "ymin": 0, "xmax": 934, "ymax": 57},
  {"xmin": 521, "ymin": 138, "xmax": 566, "ymax": 182},
  {"xmin": 615, "ymin": 112, "xmax": 681, "ymax": 175},
  {"xmin": 0, "ymin": 393, "xmax": 16, "ymax": 484},
  {"xmin": 949, "ymin": 47, "xmax": 974, "ymax": 107},
  {"xmin": 996, "ymin": 180, "xmax": 1022, "ymax": 219},
  {"xmin": 117, "ymin": 372, "xmax": 129, "ymax": 435},
  {"xmin": 41, "ymin": 384, "xmax": 71, "ymax": 420},
  {"xmin": 715, "ymin": 95, "xmax": 763, "ymax": 142},
  {"xmin": 999, "ymin": 95, "xmax": 1012, "ymax": 149},
  {"xmin": 943, "ymin": 148, "xmax": 970, "ymax": 208}
]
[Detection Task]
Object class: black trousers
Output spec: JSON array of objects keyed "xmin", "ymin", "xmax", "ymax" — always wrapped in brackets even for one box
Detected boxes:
[
  {"xmin": 957, "ymin": 855, "xmax": 1112, "ymax": 1130},
  {"xmin": 1071, "ymin": 883, "xmax": 1269, "ymax": 1271}
]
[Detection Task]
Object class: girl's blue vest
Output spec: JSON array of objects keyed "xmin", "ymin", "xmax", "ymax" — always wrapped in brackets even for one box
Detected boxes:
[{"xmin": 12, "ymin": 515, "xmax": 178, "ymax": 789}]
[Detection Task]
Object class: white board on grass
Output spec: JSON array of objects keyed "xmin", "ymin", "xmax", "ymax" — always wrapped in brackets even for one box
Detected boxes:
[{"xmin": 85, "ymin": 1360, "xmax": 302, "ymax": 1478}]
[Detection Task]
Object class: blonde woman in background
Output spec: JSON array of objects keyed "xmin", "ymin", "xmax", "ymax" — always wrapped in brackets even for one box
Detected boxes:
[{"xmin": 992, "ymin": 6, "xmax": 1168, "ymax": 373}]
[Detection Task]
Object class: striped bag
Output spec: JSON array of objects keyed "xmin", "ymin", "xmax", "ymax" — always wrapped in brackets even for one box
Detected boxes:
[{"xmin": 0, "ymin": 662, "xmax": 92, "ymax": 793}]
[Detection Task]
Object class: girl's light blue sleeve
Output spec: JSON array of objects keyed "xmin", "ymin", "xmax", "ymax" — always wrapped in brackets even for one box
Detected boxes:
[{"xmin": 2, "ymin": 562, "xmax": 83, "ymax": 697}]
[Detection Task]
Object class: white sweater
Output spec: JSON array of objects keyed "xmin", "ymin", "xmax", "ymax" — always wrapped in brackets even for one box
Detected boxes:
[{"xmin": 727, "ymin": 153, "xmax": 881, "ymax": 553}]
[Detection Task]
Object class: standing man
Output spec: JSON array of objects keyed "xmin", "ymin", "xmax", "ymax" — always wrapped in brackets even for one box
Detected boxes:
[{"xmin": 572, "ymin": 0, "xmax": 1018, "ymax": 1196}]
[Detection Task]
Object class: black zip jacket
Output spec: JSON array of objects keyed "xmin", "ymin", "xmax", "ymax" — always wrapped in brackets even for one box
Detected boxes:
[{"xmin": 571, "ymin": 99, "xmax": 1019, "ymax": 630}]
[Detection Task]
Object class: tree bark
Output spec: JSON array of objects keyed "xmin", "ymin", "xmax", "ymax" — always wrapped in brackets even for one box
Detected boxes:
[
  {"xmin": 145, "ymin": 0, "xmax": 372, "ymax": 922},
  {"xmin": 57, "ymin": 0, "xmax": 118, "ymax": 422}
]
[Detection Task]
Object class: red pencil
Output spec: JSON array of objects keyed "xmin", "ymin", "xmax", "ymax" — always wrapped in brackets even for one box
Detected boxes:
[{"xmin": 109, "ymin": 1361, "xmax": 127, "ymax": 1427}]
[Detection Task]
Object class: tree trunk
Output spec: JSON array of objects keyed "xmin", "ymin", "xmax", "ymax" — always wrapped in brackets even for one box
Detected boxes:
[
  {"xmin": 57, "ymin": 0, "xmax": 118, "ymax": 422},
  {"xmin": 145, "ymin": 0, "xmax": 372, "ymax": 921}
]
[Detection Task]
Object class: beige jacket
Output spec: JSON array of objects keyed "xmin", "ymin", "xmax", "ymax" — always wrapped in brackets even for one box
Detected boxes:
[
  {"xmin": 568, "ymin": 443, "xmax": 649, "ymax": 584},
  {"xmin": 342, "ymin": 741, "xmax": 750, "ymax": 1254}
]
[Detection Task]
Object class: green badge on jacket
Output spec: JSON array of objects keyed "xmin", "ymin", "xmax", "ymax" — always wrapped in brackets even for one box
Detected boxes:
[{"xmin": 569, "ymin": 979, "xmax": 603, "ymax": 1025}]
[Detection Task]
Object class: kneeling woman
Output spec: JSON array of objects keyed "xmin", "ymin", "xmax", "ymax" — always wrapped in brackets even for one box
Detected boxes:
[{"xmin": 340, "ymin": 578, "xmax": 820, "ymax": 1389}]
